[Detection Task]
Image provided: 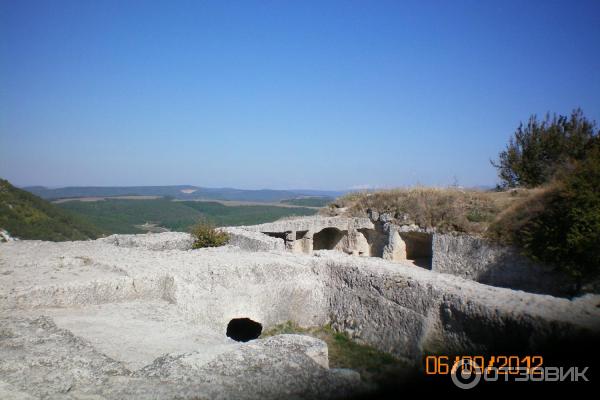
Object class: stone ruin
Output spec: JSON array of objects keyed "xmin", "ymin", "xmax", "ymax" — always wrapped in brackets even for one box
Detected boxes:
[
  {"xmin": 230, "ymin": 215, "xmax": 576, "ymax": 296},
  {"xmin": 236, "ymin": 215, "xmax": 435, "ymax": 268},
  {"xmin": 1, "ymin": 216, "xmax": 599, "ymax": 399}
]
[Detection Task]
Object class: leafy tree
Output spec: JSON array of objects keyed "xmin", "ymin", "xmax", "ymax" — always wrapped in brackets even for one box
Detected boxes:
[
  {"xmin": 519, "ymin": 137, "xmax": 600, "ymax": 285},
  {"xmin": 492, "ymin": 108, "xmax": 597, "ymax": 188}
]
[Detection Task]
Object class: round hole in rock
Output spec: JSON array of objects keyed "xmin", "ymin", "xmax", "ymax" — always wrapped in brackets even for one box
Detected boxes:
[{"xmin": 226, "ymin": 318, "xmax": 262, "ymax": 342}]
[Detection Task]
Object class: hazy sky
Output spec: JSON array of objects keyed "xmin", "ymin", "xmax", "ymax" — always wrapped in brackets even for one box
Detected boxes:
[{"xmin": 1, "ymin": 0, "xmax": 599, "ymax": 190}]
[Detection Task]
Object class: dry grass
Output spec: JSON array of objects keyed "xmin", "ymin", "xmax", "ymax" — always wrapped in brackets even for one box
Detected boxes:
[
  {"xmin": 323, "ymin": 187, "xmax": 536, "ymax": 235},
  {"xmin": 486, "ymin": 185, "xmax": 557, "ymax": 244}
]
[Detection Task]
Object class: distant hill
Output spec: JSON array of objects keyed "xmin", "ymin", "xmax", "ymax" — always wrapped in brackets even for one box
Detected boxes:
[
  {"xmin": 23, "ymin": 185, "xmax": 345, "ymax": 202},
  {"xmin": 280, "ymin": 196, "xmax": 333, "ymax": 207},
  {"xmin": 0, "ymin": 179, "xmax": 106, "ymax": 241}
]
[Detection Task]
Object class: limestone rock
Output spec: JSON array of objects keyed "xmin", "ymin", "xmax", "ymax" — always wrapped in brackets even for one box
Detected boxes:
[
  {"xmin": 367, "ymin": 209, "xmax": 379, "ymax": 221},
  {"xmin": 1, "ymin": 226, "xmax": 599, "ymax": 398},
  {"xmin": 0, "ymin": 229, "xmax": 16, "ymax": 242},
  {"xmin": 240, "ymin": 216, "xmax": 374, "ymax": 234},
  {"xmin": 222, "ymin": 227, "xmax": 285, "ymax": 252},
  {"xmin": 431, "ymin": 233, "xmax": 576, "ymax": 296},
  {"xmin": 379, "ymin": 212, "xmax": 393, "ymax": 223},
  {"xmin": 101, "ymin": 231, "xmax": 194, "ymax": 251},
  {"xmin": 382, "ymin": 229, "xmax": 407, "ymax": 262}
]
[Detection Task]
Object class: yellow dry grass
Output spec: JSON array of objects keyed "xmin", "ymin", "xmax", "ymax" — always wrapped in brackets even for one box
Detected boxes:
[{"xmin": 323, "ymin": 186, "xmax": 538, "ymax": 235}]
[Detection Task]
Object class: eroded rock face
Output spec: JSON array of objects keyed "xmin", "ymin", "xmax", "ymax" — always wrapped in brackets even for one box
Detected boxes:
[
  {"xmin": 317, "ymin": 251, "xmax": 600, "ymax": 360},
  {"xmin": 0, "ymin": 316, "xmax": 361, "ymax": 400},
  {"xmin": 431, "ymin": 233, "xmax": 576, "ymax": 296},
  {"xmin": 101, "ymin": 231, "xmax": 195, "ymax": 251},
  {"xmin": 239, "ymin": 217, "xmax": 381, "ymax": 257},
  {"xmin": 238, "ymin": 217, "xmax": 582, "ymax": 297},
  {"xmin": 222, "ymin": 227, "xmax": 285, "ymax": 252},
  {"xmin": 1, "ymin": 233, "xmax": 599, "ymax": 398},
  {"xmin": 234, "ymin": 217, "xmax": 437, "ymax": 270},
  {"xmin": 241, "ymin": 216, "xmax": 375, "ymax": 234}
]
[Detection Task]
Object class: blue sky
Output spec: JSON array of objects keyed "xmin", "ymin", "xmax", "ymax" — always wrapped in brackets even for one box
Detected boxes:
[{"xmin": 1, "ymin": 0, "xmax": 599, "ymax": 190}]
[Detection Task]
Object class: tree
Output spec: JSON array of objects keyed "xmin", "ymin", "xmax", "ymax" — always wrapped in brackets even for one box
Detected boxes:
[
  {"xmin": 520, "ymin": 137, "xmax": 600, "ymax": 286},
  {"xmin": 492, "ymin": 108, "xmax": 597, "ymax": 188},
  {"xmin": 488, "ymin": 136, "xmax": 600, "ymax": 288}
]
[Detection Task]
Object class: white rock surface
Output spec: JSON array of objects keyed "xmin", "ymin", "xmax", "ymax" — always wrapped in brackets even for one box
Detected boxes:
[
  {"xmin": 431, "ymin": 232, "xmax": 575, "ymax": 295},
  {"xmin": 101, "ymin": 231, "xmax": 195, "ymax": 250},
  {"xmin": 1, "ymin": 232, "xmax": 599, "ymax": 399},
  {"xmin": 222, "ymin": 227, "xmax": 285, "ymax": 252},
  {"xmin": 0, "ymin": 229, "xmax": 16, "ymax": 242},
  {"xmin": 239, "ymin": 216, "xmax": 374, "ymax": 233}
]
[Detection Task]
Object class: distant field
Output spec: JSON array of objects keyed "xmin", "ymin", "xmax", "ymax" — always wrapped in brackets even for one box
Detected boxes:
[
  {"xmin": 179, "ymin": 201, "xmax": 317, "ymax": 226},
  {"xmin": 53, "ymin": 196, "xmax": 161, "ymax": 203},
  {"xmin": 280, "ymin": 197, "xmax": 332, "ymax": 207},
  {"xmin": 26, "ymin": 185, "xmax": 344, "ymax": 202},
  {"xmin": 57, "ymin": 198, "xmax": 318, "ymax": 234},
  {"xmin": 53, "ymin": 196, "xmax": 319, "ymax": 209}
]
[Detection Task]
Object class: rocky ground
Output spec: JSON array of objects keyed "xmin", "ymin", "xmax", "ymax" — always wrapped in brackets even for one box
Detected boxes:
[{"xmin": 1, "ymin": 230, "xmax": 599, "ymax": 399}]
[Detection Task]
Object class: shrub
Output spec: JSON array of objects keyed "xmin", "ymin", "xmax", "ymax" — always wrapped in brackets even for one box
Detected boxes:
[
  {"xmin": 488, "ymin": 138, "xmax": 600, "ymax": 285},
  {"xmin": 492, "ymin": 108, "xmax": 597, "ymax": 188},
  {"xmin": 190, "ymin": 220, "xmax": 230, "ymax": 249}
]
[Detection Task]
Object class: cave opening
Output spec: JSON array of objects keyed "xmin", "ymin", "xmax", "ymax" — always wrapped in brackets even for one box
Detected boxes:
[
  {"xmin": 399, "ymin": 232, "xmax": 433, "ymax": 268},
  {"xmin": 313, "ymin": 227, "xmax": 346, "ymax": 250},
  {"xmin": 226, "ymin": 318, "xmax": 263, "ymax": 342},
  {"xmin": 264, "ymin": 232, "xmax": 286, "ymax": 240},
  {"xmin": 358, "ymin": 228, "xmax": 386, "ymax": 257}
]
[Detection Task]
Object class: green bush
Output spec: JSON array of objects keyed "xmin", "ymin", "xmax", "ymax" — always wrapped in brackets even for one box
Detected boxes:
[
  {"xmin": 190, "ymin": 220, "xmax": 230, "ymax": 248},
  {"xmin": 492, "ymin": 108, "xmax": 597, "ymax": 188},
  {"xmin": 488, "ymin": 138, "xmax": 600, "ymax": 286}
]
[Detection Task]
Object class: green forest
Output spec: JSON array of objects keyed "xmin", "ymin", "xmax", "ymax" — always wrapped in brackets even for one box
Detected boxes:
[
  {"xmin": 0, "ymin": 179, "xmax": 106, "ymax": 241},
  {"xmin": 1, "ymin": 178, "xmax": 318, "ymax": 239},
  {"xmin": 57, "ymin": 199, "xmax": 317, "ymax": 234}
]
